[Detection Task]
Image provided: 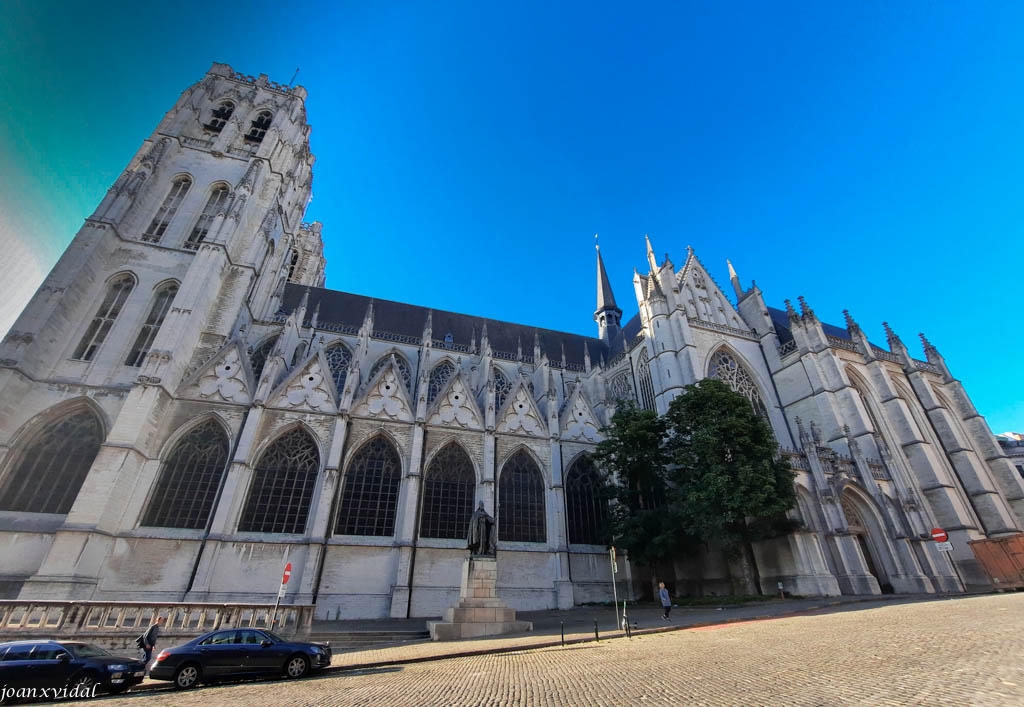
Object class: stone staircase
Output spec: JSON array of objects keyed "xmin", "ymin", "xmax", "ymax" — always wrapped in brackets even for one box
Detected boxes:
[{"xmin": 308, "ymin": 620, "xmax": 431, "ymax": 652}]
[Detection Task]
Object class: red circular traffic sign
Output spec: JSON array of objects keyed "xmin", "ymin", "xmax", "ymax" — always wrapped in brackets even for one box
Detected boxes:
[
  {"xmin": 282, "ymin": 562, "xmax": 292, "ymax": 584},
  {"xmin": 930, "ymin": 528, "xmax": 948, "ymax": 543}
]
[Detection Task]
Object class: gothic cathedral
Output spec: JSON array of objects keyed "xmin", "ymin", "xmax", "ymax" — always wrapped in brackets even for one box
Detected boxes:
[{"xmin": 1, "ymin": 64, "xmax": 1020, "ymax": 618}]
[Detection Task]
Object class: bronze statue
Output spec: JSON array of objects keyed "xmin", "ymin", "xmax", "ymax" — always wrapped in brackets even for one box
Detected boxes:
[{"xmin": 467, "ymin": 501, "xmax": 496, "ymax": 556}]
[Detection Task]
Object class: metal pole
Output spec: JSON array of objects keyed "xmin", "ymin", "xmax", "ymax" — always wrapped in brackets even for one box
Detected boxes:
[
  {"xmin": 593, "ymin": 619, "xmax": 599, "ymax": 642},
  {"xmin": 610, "ymin": 546, "xmax": 620, "ymax": 631},
  {"xmin": 947, "ymin": 545, "xmax": 967, "ymax": 594},
  {"xmin": 560, "ymin": 621, "xmax": 564, "ymax": 646}
]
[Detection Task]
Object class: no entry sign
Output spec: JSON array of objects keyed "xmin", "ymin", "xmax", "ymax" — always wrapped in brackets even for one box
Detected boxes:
[
  {"xmin": 931, "ymin": 528, "xmax": 948, "ymax": 543},
  {"xmin": 282, "ymin": 562, "xmax": 292, "ymax": 584}
]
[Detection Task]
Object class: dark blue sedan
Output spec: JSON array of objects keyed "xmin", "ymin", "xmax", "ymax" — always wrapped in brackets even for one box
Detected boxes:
[{"xmin": 148, "ymin": 628, "xmax": 331, "ymax": 689}]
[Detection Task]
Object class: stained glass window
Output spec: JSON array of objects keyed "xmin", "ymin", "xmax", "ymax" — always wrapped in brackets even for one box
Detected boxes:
[
  {"xmin": 707, "ymin": 349, "xmax": 768, "ymax": 418},
  {"xmin": 72, "ymin": 274, "xmax": 135, "ymax": 361},
  {"xmin": 324, "ymin": 343, "xmax": 352, "ymax": 394},
  {"xmin": 141, "ymin": 420, "xmax": 229, "ymax": 529},
  {"xmin": 427, "ymin": 360, "xmax": 456, "ymax": 407},
  {"xmin": 142, "ymin": 176, "xmax": 191, "ymax": 243},
  {"xmin": 335, "ymin": 436, "xmax": 402, "ymax": 536},
  {"xmin": 0, "ymin": 408, "xmax": 102, "ymax": 514},
  {"xmin": 565, "ymin": 455, "xmax": 609, "ymax": 545},
  {"xmin": 637, "ymin": 350, "xmax": 656, "ymax": 412},
  {"xmin": 184, "ymin": 185, "xmax": 230, "ymax": 250},
  {"xmin": 498, "ymin": 450, "xmax": 546, "ymax": 543},
  {"xmin": 420, "ymin": 443, "xmax": 475, "ymax": 539},
  {"xmin": 249, "ymin": 337, "xmax": 277, "ymax": 381},
  {"xmin": 238, "ymin": 428, "xmax": 320, "ymax": 534},
  {"xmin": 125, "ymin": 282, "xmax": 178, "ymax": 367},
  {"xmin": 368, "ymin": 354, "xmax": 412, "ymax": 394},
  {"xmin": 494, "ymin": 367, "xmax": 513, "ymax": 410}
]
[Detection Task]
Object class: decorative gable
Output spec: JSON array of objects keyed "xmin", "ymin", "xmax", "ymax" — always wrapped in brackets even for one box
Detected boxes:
[
  {"xmin": 352, "ymin": 361, "xmax": 414, "ymax": 422},
  {"xmin": 427, "ymin": 373, "xmax": 483, "ymax": 430},
  {"xmin": 497, "ymin": 382, "xmax": 546, "ymax": 437},
  {"xmin": 678, "ymin": 251, "xmax": 746, "ymax": 329},
  {"xmin": 267, "ymin": 352, "xmax": 336, "ymax": 413},
  {"xmin": 560, "ymin": 389, "xmax": 602, "ymax": 443},
  {"xmin": 186, "ymin": 341, "xmax": 252, "ymax": 404}
]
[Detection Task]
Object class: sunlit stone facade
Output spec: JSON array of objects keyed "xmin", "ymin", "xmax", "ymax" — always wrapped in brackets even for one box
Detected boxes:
[{"xmin": 1, "ymin": 64, "xmax": 1021, "ymax": 618}]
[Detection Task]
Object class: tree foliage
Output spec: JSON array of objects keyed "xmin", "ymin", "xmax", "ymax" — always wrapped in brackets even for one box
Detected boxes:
[{"xmin": 596, "ymin": 379, "xmax": 797, "ymax": 592}]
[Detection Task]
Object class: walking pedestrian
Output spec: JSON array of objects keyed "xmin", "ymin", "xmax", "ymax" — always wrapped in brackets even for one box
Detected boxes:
[
  {"xmin": 658, "ymin": 582, "xmax": 672, "ymax": 621},
  {"xmin": 137, "ymin": 616, "xmax": 165, "ymax": 672}
]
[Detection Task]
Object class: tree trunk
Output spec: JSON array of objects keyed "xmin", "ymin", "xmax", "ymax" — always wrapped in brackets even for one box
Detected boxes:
[{"xmin": 741, "ymin": 538, "xmax": 763, "ymax": 596}]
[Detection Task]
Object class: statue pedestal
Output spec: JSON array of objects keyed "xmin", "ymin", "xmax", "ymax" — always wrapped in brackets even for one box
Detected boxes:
[{"xmin": 427, "ymin": 556, "xmax": 533, "ymax": 641}]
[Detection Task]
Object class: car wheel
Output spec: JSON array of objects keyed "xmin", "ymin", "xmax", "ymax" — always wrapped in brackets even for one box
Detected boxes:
[
  {"xmin": 173, "ymin": 663, "xmax": 202, "ymax": 689},
  {"xmin": 68, "ymin": 671, "xmax": 100, "ymax": 693},
  {"xmin": 285, "ymin": 654, "xmax": 309, "ymax": 679}
]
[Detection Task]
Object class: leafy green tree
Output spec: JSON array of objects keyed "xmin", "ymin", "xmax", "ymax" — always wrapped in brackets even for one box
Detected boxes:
[
  {"xmin": 593, "ymin": 401, "xmax": 687, "ymax": 567},
  {"xmin": 663, "ymin": 379, "xmax": 797, "ymax": 594}
]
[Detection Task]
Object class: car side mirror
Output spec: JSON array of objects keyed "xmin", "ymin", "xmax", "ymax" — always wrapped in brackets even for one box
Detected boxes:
[
  {"xmin": 260, "ymin": 640, "xmax": 273, "ymax": 647},
  {"xmin": 58, "ymin": 653, "xmax": 71, "ymax": 662}
]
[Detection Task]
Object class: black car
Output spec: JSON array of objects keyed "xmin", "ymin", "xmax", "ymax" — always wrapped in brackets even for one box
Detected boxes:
[
  {"xmin": 0, "ymin": 639, "xmax": 146, "ymax": 696},
  {"xmin": 149, "ymin": 628, "xmax": 331, "ymax": 689}
]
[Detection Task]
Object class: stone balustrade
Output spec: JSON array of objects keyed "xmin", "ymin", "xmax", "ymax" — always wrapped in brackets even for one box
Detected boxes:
[{"xmin": 0, "ymin": 601, "xmax": 314, "ymax": 652}]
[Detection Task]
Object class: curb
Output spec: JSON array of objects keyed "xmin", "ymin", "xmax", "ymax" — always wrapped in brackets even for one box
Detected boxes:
[{"xmin": 124, "ymin": 593, "xmax": 957, "ymax": 695}]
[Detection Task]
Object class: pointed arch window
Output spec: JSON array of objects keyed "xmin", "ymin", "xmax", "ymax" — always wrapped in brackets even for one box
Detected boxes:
[
  {"xmin": 141, "ymin": 420, "xmax": 229, "ymax": 529},
  {"xmin": 498, "ymin": 450, "xmax": 546, "ymax": 543},
  {"xmin": 125, "ymin": 282, "xmax": 178, "ymax": 366},
  {"xmin": 427, "ymin": 360, "xmax": 457, "ymax": 407},
  {"xmin": 206, "ymin": 101, "xmax": 234, "ymax": 133},
  {"xmin": 249, "ymin": 337, "xmax": 277, "ymax": 381},
  {"xmin": 245, "ymin": 111, "xmax": 273, "ymax": 143},
  {"xmin": 324, "ymin": 343, "xmax": 352, "ymax": 394},
  {"xmin": 239, "ymin": 428, "xmax": 320, "ymax": 534},
  {"xmin": 636, "ymin": 349, "xmax": 656, "ymax": 412},
  {"xmin": 335, "ymin": 436, "xmax": 402, "ymax": 536},
  {"xmin": 142, "ymin": 176, "xmax": 191, "ymax": 243},
  {"xmin": 72, "ymin": 274, "xmax": 135, "ymax": 361},
  {"xmin": 420, "ymin": 443, "xmax": 475, "ymax": 539},
  {"xmin": 565, "ymin": 455, "xmax": 609, "ymax": 545},
  {"xmin": 184, "ymin": 185, "xmax": 230, "ymax": 250},
  {"xmin": 707, "ymin": 349, "xmax": 768, "ymax": 419},
  {"xmin": 368, "ymin": 354, "xmax": 412, "ymax": 394},
  {"xmin": 286, "ymin": 249, "xmax": 300, "ymax": 282},
  {"xmin": 608, "ymin": 371, "xmax": 635, "ymax": 402},
  {"xmin": 494, "ymin": 367, "xmax": 513, "ymax": 410},
  {"xmin": 0, "ymin": 408, "xmax": 102, "ymax": 514}
]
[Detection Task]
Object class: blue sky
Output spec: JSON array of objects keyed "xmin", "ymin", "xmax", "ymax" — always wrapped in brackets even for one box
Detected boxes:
[{"xmin": 1, "ymin": 1, "xmax": 1021, "ymax": 432}]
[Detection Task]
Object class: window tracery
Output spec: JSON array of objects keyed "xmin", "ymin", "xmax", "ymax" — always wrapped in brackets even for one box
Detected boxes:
[
  {"xmin": 141, "ymin": 420, "xmax": 229, "ymax": 529},
  {"xmin": 494, "ymin": 367, "xmax": 513, "ymax": 410},
  {"xmin": 420, "ymin": 443, "xmax": 475, "ymax": 539},
  {"xmin": 142, "ymin": 176, "xmax": 191, "ymax": 243},
  {"xmin": 565, "ymin": 455, "xmax": 609, "ymax": 545},
  {"xmin": 249, "ymin": 337, "xmax": 277, "ymax": 381},
  {"xmin": 498, "ymin": 450, "xmax": 546, "ymax": 543},
  {"xmin": 0, "ymin": 409, "xmax": 102, "ymax": 514},
  {"xmin": 427, "ymin": 360, "xmax": 457, "ymax": 407},
  {"xmin": 238, "ymin": 428, "xmax": 319, "ymax": 534},
  {"xmin": 637, "ymin": 350, "xmax": 656, "ymax": 412},
  {"xmin": 206, "ymin": 101, "xmax": 234, "ymax": 133},
  {"xmin": 125, "ymin": 282, "xmax": 178, "ymax": 367},
  {"xmin": 246, "ymin": 111, "xmax": 272, "ymax": 143},
  {"xmin": 324, "ymin": 343, "xmax": 352, "ymax": 394},
  {"xmin": 608, "ymin": 371, "xmax": 635, "ymax": 401},
  {"xmin": 707, "ymin": 349, "xmax": 768, "ymax": 418},
  {"xmin": 73, "ymin": 274, "xmax": 135, "ymax": 361},
  {"xmin": 184, "ymin": 185, "xmax": 230, "ymax": 250},
  {"xmin": 335, "ymin": 436, "xmax": 401, "ymax": 536}
]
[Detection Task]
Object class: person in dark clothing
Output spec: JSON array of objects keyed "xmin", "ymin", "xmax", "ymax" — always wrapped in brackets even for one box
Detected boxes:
[
  {"xmin": 138, "ymin": 616, "xmax": 165, "ymax": 670},
  {"xmin": 658, "ymin": 582, "xmax": 672, "ymax": 620}
]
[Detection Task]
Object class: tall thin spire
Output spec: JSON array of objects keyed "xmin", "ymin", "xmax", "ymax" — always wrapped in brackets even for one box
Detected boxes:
[
  {"xmin": 594, "ymin": 237, "xmax": 622, "ymax": 345},
  {"xmin": 727, "ymin": 259, "xmax": 743, "ymax": 298},
  {"xmin": 644, "ymin": 233, "xmax": 658, "ymax": 272}
]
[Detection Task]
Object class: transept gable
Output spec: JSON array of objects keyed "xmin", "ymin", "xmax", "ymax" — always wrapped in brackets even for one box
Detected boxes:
[
  {"xmin": 351, "ymin": 355, "xmax": 414, "ymax": 422},
  {"xmin": 182, "ymin": 339, "xmax": 253, "ymax": 405},
  {"xmin": 427, "ymin": 371, "xmax": 484, "ymax": 430},
  {"xmin": 496, "ymin": 380, "xmax": 547, "ymax": 437},
  {"xmin": 560, "ymin": 388, "xmax": 602, "ymax": 443},
  {"xmin": 677, "ymin": 250, "xmax": 746, "ymax": 329},
  {"xmin": 265, "ymin": 349, "xmax": 337, "ymax": 413}
]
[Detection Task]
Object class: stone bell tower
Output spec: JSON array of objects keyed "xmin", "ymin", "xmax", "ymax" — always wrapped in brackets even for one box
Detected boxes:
[{"xmin": 0, "ymin": 63, "xmax": 323, "ymax": 599}]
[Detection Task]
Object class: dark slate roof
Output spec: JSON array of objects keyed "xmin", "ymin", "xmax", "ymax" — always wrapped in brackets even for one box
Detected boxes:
[
  {"xmin": 282, "ymin": 284, "xmax": 608, "ymax": 366},
  {"xmin": 768, "ymin": 306, "xmax": 880, "ymax": 348}
]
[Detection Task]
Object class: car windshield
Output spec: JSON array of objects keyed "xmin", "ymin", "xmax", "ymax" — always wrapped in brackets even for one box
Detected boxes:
[
  {"xmin": 261, "ymin": 631, "xmax": 284, "ymax": 643},
  {"xmin": 66, "ymin": 644, "xmax": 111, "ymax": 658}
]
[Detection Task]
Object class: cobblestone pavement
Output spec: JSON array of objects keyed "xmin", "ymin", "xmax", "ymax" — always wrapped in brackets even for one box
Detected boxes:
[{"xmin": 71, "ymin": 594, "xmax": 1024, "ymax": 706}]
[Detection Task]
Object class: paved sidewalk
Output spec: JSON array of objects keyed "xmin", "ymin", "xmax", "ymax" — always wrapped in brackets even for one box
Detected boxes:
[{"xmin": 128, "ymin": 592, "xmax": 953, "ymax": 694}]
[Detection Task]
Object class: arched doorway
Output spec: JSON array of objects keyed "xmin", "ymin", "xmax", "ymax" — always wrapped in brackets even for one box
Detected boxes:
[{"xmin": 841, "ymin": 492, "xmax": 894, "ymax": 593}]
